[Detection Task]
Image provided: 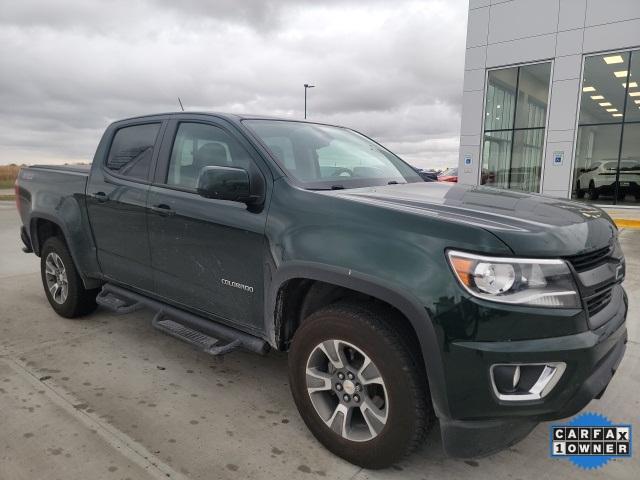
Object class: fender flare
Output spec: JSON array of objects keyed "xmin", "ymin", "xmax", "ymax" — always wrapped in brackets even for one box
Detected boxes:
[
  {"xmin": 29, "ymin": 212, "xmax": 102, "ymax": 289},
  {"xmin": 267, "ymin": 261, "xmax": 451, "ymax": 419}
]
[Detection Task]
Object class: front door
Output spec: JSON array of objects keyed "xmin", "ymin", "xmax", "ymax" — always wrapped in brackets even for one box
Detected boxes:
[
  {"xmin": 147, "ymin": 119, "xmax": 269, "ymax": 333},
  {"xmin": 86, "ymin": 121, "xmax": 164, "ymax": 292}
]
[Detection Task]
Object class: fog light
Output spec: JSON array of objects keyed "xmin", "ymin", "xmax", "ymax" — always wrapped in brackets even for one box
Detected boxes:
[
  {"xmin": 490, "ymin": 363, "xmax": 566, "ymax": 401},
  {"xmin": 493, "ymin": 365, "xmax": 521, "ymax": 393}
]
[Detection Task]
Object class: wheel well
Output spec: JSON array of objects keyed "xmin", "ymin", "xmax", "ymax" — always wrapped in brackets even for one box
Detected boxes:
[
  {"xmin": 274, "ymin": 279, "xmax": 423, "ymax": 359},
  {"xmin": 32, "ymin": 218, "xmax": 63, "ymax": 256}
]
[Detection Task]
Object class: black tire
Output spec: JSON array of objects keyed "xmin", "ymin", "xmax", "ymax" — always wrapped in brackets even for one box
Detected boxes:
[
  {"xmin": 576, "ymin": 182, "xmax": 585, "ymax": 199},
  {"xmin": 288, "ymin": 302, "xmax": 433, "ymax": 469},
  {"xmin": 588, "ymin": 181, "xmax": 599, "ymax": 200},
  {"xmin": 40, "ymin": 237, "xmax": 99, "ymax": 318}
]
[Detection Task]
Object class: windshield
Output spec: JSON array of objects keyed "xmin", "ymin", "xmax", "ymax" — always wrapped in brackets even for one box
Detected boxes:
[{"xmin": 243, "ymin": 120, "xmax": 421, "ymax": 189}]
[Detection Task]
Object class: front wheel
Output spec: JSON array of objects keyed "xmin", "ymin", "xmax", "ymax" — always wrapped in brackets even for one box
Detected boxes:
[
  {"xmin": 40, "ymin": 237, "xmax": 99, "ymax": 318},
  {"xmin": 288, "ymin": 302, "xmax": 433, "ymax": 469}
]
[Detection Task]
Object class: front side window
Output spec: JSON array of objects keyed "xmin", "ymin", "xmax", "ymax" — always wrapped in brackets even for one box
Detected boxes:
[
  {"xmin": 572, "ymin": 50, "xmax": 640, "ymax": 205},
  {"xmin": 105, "ymin": 123, "xmax": 161, "ymax": 180},
  {"xmin": 481, "ymin": 62, "xmax": 551, "ymax": 193},
  {"xmin": 244, "ymin": 120, "xmax": 421, "ymax": 189},
  {"xmin": 166, "ymin": 123, "xmax": 253, "ymax": 190}
]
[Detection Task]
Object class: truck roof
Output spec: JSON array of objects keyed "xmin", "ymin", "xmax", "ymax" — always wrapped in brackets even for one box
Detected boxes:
[{"xmin": 113, "ymin": 111, "xmax": 292, "ymax": 123}]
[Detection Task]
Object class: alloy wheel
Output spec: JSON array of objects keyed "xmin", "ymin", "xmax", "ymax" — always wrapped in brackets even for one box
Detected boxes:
[
  {"xmin": 44, "ymin": 252, "xmax": 69, "ymax": 304},
  {"xmin": 305, "ymin": 339, "xmax": 388, "ymax": 442}
]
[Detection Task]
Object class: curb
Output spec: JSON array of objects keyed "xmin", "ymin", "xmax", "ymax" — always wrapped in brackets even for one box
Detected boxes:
[{"xmin": 612, "ymin": 218, "xmax": 640, "ymax": 229}]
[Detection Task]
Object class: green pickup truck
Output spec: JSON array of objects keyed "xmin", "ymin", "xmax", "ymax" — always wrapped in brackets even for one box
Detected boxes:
[{"xmin": 15, "ymin": 113, "xmax": 627, "ymax": 468}]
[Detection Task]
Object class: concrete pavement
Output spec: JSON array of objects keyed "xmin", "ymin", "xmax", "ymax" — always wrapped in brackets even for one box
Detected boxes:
[{"xmin": 0, "ymin": 200, "xmax": 638, "ymax": 479}]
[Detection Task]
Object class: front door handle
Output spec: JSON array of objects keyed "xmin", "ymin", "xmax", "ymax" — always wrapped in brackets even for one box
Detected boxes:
[
  {"xmin": 150, "ymin": 204, "xmax": 176, "ymax": 217},
  {"xmin": 90, "ymin": 191, "xmax": 109, "ymax": 203}
]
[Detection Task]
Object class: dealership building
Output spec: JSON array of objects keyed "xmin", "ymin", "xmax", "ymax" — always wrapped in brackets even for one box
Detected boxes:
[{"xmin": 458, "ymin": 0, "xmax": 640, "ymax": 206}]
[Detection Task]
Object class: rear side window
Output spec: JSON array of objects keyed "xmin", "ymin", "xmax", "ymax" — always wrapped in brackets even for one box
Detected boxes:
[{"xmin": 106, "ymin": 123, "xmax": 161, "ymax": 180}]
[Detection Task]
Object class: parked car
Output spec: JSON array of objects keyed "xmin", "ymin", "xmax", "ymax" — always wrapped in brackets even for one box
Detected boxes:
[
  {"xmin": 437, "ymin": 167, "xmax": 458, "ymax": 182},
  {"xmin": 15, "ymin": 113, "xmax": 627, "ymax": 469},
  {"xmin": 412, "ymin": 167, "xmax": 438, "ymax": 182},
  {"xmin": 575, "ymin": 159, "xmax": 640, "ymax": 201}
]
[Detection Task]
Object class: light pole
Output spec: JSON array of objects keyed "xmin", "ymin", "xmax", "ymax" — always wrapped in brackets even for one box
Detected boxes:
[{"xmin": 304, "ymin": 83, "xmax": 315, "ymax": 119}]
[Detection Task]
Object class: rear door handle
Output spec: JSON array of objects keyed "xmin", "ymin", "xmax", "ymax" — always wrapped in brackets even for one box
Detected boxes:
[
  {"xmin": 150, "ymin": 204, "xmax": 175, "ymax": 217},
  {"xmin": 90, "ymin": 191, "xmax": 109, "ymax": 203}
]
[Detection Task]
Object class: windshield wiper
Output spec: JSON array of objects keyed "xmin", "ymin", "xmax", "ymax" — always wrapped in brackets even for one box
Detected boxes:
[{"xmin": 330, "ymin": 185, "xmax": 345, "ymax": 190}]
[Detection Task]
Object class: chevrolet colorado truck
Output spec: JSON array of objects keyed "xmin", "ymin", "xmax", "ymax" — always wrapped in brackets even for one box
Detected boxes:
[{"xmin": 15, "ymin": 113, "xmax": 628, "ymax": 469}]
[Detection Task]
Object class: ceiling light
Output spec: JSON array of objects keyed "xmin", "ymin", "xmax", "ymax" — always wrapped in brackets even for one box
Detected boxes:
[
  {"xmin": 612, "ymin": 113, "xmax": 623, "ymax": 117},
  {"xmin": 604, "ymin": 55, "xmax": 625, "ymax": 64},
  {"xmin": 635, "ymin": 99, "xmax": 640, "ymax": 104},
  {"xmin": 630, "ymin": 92, "xmax": 640, "ymax": 97},
  {"xmin": 583, "ymin": 86, "xmax": 596, "ymax": 92},
  {"xmin": 606, "ymin": 108, "xmax": 618, "ymax": 112},
  {"xmin": 614, "ymin": 70, "xmax": 628, "ymax": 78},
  {"xmin": 599, "ymin": 102, "xmax": 612, "ymax": 106},
  {"xmin": 623, "ymin": 82, "xmax": 638, "ymax": 88},
  {"xmin": 591, "ymin": 95, "xmax": 604, "ymax": 100}
]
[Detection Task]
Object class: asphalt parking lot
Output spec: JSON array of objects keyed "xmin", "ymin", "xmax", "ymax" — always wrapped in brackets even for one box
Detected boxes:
[{"xmin": 0, "ymin": 200, "xmax": 638, "ymax": 480}]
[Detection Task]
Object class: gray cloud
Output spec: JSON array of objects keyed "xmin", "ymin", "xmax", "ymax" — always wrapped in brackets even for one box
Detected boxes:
[{"xmin": 0, "ymin": 0, "xmax": 467, "ymax": 168}]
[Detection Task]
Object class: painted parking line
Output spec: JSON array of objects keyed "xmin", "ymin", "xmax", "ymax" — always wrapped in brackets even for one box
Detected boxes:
[{"xmin": 612, "ymin": 219, "xmax": 640, "ymax": 229}]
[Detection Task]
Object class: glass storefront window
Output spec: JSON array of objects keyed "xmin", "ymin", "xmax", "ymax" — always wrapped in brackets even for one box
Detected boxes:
[
  {"xmin": 481, "ymin": 62, "xmax": 551, "ymax": 192},
  {"xmin": 578, "ymin": 53, "xmax": 630, "ymax": 125},
  {"xmin": 623, "ymin": 52, "xmax": 640, "ymax": 123},
  {"xmin": 515, "ymin": 63, "xmax": 551, "ymax": 129},
  {"xmin": 511, "ymin": 129, "xmax": 545, "ymax": 192},
  {"xmin": 572, "ymin": 49, "xmax": 640, "ymax": 205},
  {"xmin": 619, "ymin": 124, "xmax": 640, "ymax": 202},
  {"xmin": 482, "ymin": 131, "xmax": 512, "ymax": 187},
  {"xmin": 574, "ymin": 124, "xmax": 623, "ymax": 200},
  {"xmin": 484, "ymin": 68, "xmax": 517, "ymax": 131}
]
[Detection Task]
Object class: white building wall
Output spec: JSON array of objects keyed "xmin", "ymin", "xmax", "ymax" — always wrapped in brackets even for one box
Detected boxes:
[{"xmin": 458, "ymin": 0, "xmax": 640, "ymax": 198}]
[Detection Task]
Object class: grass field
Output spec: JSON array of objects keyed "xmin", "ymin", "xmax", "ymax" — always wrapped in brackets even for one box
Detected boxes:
[{"xmin": 0, "ymin": 164, "xmax": 21, "ymax": 189}]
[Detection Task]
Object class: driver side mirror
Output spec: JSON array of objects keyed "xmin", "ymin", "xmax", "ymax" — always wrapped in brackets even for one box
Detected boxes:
[{"xmin": 196, "ymin": 166, "xmax": 257, "ymax": 204}]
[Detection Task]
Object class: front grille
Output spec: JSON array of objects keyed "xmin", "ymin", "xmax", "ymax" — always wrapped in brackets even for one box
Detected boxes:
[
  {"xmin": 565, "ymin": 245, "xmax": 612, "ymax": 272},
  {"xmin": 586, "ymin": 284, "xmax": 614, "ymax": 316}
]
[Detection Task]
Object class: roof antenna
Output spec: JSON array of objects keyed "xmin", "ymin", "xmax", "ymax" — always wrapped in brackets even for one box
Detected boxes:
[{"xmin": 177, "ymin": 97, "xmax": 185, "ymax": 112}]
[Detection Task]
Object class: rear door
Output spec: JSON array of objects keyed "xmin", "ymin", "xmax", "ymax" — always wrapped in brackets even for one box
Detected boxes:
[
  {"xmin": 146, "ymin": 117, "xmax": 271, "ymax": 333},
  {"xmin": 86, "ymin": 120, "xmax": 166, "ymax": 292}
]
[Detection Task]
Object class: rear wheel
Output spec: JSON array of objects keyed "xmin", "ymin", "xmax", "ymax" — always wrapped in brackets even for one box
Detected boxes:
[
  {"xmin": 288, "ymin": 302, "xmax": 433, "ymax": 469},
  {"xmin": 40, "ymin": 237, "xmax": 99, "ymax": 318}
]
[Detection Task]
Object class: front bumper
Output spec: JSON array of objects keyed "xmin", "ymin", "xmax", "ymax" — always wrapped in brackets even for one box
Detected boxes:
[{"xmin": 439, "ymin": 288, "xmax": 628, "ymax": 458}]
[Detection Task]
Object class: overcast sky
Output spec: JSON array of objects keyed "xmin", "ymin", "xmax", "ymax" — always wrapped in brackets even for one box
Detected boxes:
[{"xmin": 0, "ymin": 0, "xmax": 467, "ymax": 169}]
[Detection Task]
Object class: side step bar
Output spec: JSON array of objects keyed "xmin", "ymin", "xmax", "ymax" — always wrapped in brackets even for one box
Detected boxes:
[{"xmin": 97, "ymin": 283, "xmax": 269, "ymax": 356}]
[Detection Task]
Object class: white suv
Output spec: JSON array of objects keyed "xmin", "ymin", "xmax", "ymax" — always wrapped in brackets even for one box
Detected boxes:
[{"xmin": 575, "ymin": 159, "xmax": 640, "ymax": 201}]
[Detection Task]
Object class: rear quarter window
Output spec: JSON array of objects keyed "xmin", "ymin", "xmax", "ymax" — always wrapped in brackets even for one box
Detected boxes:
[{"xmin": 106, "ymin": 123, "xmax": 161, "ymax": 180}]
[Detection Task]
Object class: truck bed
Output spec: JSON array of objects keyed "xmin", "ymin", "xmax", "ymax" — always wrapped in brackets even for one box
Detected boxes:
[
  {"xmin": 26, "ymin": 164, "xmax": 91, "ymax": 175},
  {"xmin": 16, "ymin": 164, "xmax": 91, "ymax": 232}
]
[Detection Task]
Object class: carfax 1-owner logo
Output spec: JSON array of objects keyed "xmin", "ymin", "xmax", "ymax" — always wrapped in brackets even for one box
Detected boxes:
[{"xmin": 550, "ymin": 412, "xmax": 632, "ymax": 469}]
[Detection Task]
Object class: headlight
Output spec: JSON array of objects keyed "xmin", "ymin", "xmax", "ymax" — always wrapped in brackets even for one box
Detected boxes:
[{"xmin": 447, "ymin": 250, "xmax": 581, "ymax": 308}]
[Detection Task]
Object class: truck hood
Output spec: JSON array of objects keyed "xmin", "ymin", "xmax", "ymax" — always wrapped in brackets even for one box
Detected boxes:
[{"xmin": 327, "ymin": 182, "xmax": 617, "ymax": 257}]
